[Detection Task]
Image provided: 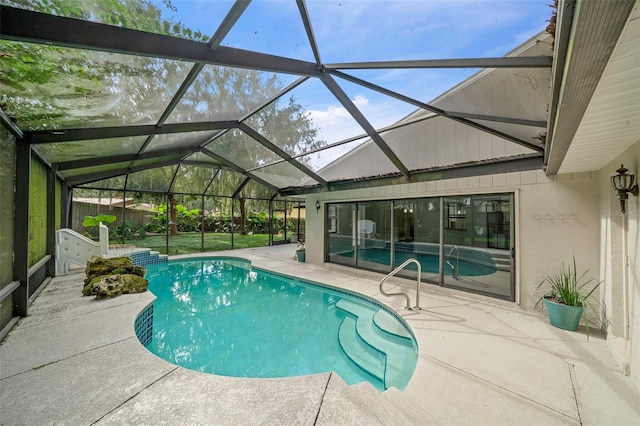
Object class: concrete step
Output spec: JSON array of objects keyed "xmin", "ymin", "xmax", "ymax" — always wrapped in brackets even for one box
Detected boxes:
[
  {"xmin": 316, "ymin": 374, "xmax": 432, "ymax": 425},
  {"xmin": 382, "ymin": 386, "xmax": 436, "ymax": 424}
]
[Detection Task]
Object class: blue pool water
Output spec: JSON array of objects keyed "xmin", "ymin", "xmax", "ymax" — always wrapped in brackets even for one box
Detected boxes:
[{"xmin": 142, "ymin": 257, "xmax": 418, "ymax": 391}]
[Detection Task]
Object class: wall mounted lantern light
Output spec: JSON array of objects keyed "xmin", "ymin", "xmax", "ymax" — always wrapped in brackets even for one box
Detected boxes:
[
  {"xmin": 611, "ymin": 164, "xmax": 639, "ymax": 214},
  {"xmin": 316, "ymin": 200, "xmax": 321, "ymax": 213}
]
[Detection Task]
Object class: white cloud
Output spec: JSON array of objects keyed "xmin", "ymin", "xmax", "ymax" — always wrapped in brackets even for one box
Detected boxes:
[
  {"xmin": 307, "ymin": 103, "xmax": 363, "ymax": 142},
  {"xmin": 307, "ymin": 91, "xmax": 418, "ymax": 144},
  {"xmin": 352, "ymin": 94, "xmax": 370, "ymax": 109}
]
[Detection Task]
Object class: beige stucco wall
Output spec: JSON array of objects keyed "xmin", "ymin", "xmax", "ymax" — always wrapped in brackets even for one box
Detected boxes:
[
  {"xmin": 598, "ymin": 140, "xmax": 639, "ymax": 388},
  {"xmin": 306, "ymin": 168, "xmax": 601, "ymax": 307}
]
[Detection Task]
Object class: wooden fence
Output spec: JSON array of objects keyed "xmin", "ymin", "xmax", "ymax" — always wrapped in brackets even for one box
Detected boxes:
[{"xmin": 71, "ymin": 202, "xmax": 152, "ymax": 233}]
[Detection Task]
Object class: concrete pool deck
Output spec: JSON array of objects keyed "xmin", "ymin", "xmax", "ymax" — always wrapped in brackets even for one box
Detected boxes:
[{"xmin": 1, "ymin": 244, "xmax": 639, "ymax": 425}]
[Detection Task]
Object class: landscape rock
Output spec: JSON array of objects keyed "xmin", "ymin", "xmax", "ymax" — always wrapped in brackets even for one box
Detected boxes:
[
  {"xmin": 84, "ymin": 256, "xmax": 146, "ymax": 286},
  {"xmin": 121, "ymin": 273, "xmax": 149, "ymax": 294},
  {"xmin": 82, "ymin": 256, "xmax": 148, "ymax": 298},
  {"xmin": 93, "ymin": 275, "xmax": 124, "ymax": 299}
]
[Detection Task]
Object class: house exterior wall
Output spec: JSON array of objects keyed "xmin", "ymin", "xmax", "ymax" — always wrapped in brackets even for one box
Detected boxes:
[
  {"xmin": 307, "ymin": 168, "xmax": 601, "ymax": 307},
  {"xmin": 598, "ymin": 140, "xmax": 640, "ymax": 389}
]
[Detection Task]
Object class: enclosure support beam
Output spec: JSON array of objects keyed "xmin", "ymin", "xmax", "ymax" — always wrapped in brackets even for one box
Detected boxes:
[
  {"xmin": 201, "ymin": 195, "xmax": 205, "ymax": 253},
  {"xmin": 0, "ymin": 6, "xmax": 320, "ymax": 77},
  {"xmin": 321, "ymin": 74, "xmax": 411, "ymax": 179},
  {"xmin": 324, "ymin": 56, "xmax": 552, "ymax": 70},
  {"xmin": 201, "ymin": 148, "xmax": 281, "ymax": 193},
  {"xmin": 438, "ymin": 197, "xmax": 445, "ymax": 286},
  {"xmin": 329, "ymin": 69, "xmax": 544, "ymax": 152},
  {"xmin": 297, "ymin": 0, "xmax": 322, "ymax": 67},
  {"xmin": 165, "ymin": 194, "xmax": 170, "ymax": 256},
  {"xmin": 64, "ymin": 185, "xmax": 73, "ymax": 229},
  {"xmin": 0, "ymin": 108, "xmax": 23, "ymax": 139},
  {"xmin": 122, "ymin": 178, "xmax": 128, "ymax": 245},
  {"xmin": 231, "ymin": 199, "xmax": 235, "ymax": 250},
  {"xmin": 27, "ymin": 121, "xmax": 240, "ymax": 144},
  {"xmin": 238, "ymin": 123, "xmax": 329, "ymax": 187},
  {"xmin": 13, "ymin": 142, "xmax": 30, "ymax": 317},
  {"xmin": 279, "ymin": 154, "xmax": 544, "ymax": 196},
  {"xmin": 47, "ymin": 168, "xmax": 57, "ymax": 277}
]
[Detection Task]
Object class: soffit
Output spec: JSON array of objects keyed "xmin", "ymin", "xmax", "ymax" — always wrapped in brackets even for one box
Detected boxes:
[
  {"xmin": 557, "ymin": 0, "xmax": 640, "ymax": 174},
  {"xmin": 546, "ymin": 0, "xmax": 638, "ymax": 175}
]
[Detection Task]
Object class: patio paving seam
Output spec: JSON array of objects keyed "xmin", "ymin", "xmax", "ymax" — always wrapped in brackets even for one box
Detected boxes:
[
  {"xmin": 411, "ymin": 325, "xmax": 539, "ymax": 340},
  {"xmin": 567, "ymin": 361, "xmax": 585, "ymax": 425},
  {"xmin": 313, "ymin": 371, "xmax": 334, "ymax": 425},
  {"xmin": 90, "ymin": 365, "xmax": 180, "ymax": 425},
  {"xmin": 16, "ymin": 298, "xmax": 148, "ymax": 330},
  {"xmin": 423, "ymin": 353, "xmax": 580, "ymax": 423},
  {"xmin": 0, "ymin": 336, "xmax": 134, "ymax": 380}
]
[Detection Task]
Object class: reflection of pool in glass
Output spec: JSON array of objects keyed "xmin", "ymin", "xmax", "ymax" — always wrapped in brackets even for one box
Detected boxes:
[
  {"xmin": 343, "ymin": 247, "xmax": 497, "ymax": 276},
  {"xmin": 142, "ymin": 257, "xmax": 418, "ymax": 391}
]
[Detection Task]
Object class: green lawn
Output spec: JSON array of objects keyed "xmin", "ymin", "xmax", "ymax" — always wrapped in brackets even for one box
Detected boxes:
[{"xmin": 119, "ymin": 232, "xmax": 283, "ymax": 255}]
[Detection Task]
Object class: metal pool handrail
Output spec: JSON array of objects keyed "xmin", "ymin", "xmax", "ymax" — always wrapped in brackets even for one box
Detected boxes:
[{"xmin": 379, "ymin": 258, "xmax": 423, "ymax": 310}]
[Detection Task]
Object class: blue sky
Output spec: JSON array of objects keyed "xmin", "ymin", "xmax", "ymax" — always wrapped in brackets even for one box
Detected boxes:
[{"xmin": 155, "ymin": 0, "xmax": 552, "ymax": 164}]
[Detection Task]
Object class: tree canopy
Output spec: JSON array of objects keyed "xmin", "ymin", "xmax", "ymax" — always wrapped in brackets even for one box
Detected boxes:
[{"xmin": 1, "ymin": 0, "xmax": 326, "ymax": 201}]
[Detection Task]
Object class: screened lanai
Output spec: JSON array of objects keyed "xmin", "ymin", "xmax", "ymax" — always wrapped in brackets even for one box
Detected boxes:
[
  {"xmin": 1, "ymin": 0, "xmax": 551, "ymax": 196},
  {"xmin": 3, "ymin": 2, "xmax": 640, "ymax": 419},
  {"xmin": 1, "ymin": 0, "xmax": 556, "ymax": 316}
]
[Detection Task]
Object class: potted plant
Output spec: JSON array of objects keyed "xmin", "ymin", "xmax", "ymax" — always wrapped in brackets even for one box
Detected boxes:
[
  {"xmin": 295, "ymin": 241, "xmax": 306, "ymax": 262},
  {"xmin": 536, "ymin": 257, "xmax": 602, "ymax": 337}
]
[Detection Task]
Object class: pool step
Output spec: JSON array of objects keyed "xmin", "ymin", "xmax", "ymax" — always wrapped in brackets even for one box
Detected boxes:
[
  {"xmin": 129, "ymin": 249, "xmax": 169, "ymax": 267},
  {"xmin": 338, "ymin": 317, "xmax": 385, "ymax": 383},
  {"xmin": 491, "ymin": 252, "xmax": 511, "ymax": 272},
  {"xmin": 336, "ymin": 299, "xmax": 416, "ymax": 390},
  {"xmin": 373, "ymin": 309, "xmax": 412, "ymax": 340}
]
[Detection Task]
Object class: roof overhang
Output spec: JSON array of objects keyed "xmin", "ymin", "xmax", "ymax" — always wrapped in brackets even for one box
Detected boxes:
[{"xmin": 545, "ymin": 0, "xmax": 639, "ymax": 175}]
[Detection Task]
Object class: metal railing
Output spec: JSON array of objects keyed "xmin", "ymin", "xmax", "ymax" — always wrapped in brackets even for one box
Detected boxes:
[
  {"xmin": 446, "ymin": 245, "xmax": 459, "ymax": 280},
  {"xmin": 379, "ymin": 258, "xmax": 423, "ymax": 310}
]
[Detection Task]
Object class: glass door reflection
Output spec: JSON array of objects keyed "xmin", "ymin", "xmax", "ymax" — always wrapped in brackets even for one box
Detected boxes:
[
  {"xmin": 443, "ymin": 194, "xmax": 513, "ymax": 300},
  {"xmin": 393, "ymin": 198, "xmax": 440, "ymax": 282},
  {"xmin": 327, "ymin": 203, "xmax": 356, "ymax": 267},
  {"xmin": 355, "ymin": 201, "xmax": 392, "ymax": 273}
]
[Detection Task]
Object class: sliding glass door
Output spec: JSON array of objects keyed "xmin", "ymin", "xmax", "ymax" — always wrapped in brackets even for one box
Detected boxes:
[
  {"xmin": 327, "ymin": 203, "xmax": 356, "ymax": 267},
  {"xmin": 442, "ymin": 194, "xmax": 513, "ymax": 299},
  {"xmin": 393, "ymin": 198, "xmax": 441, "ymax": 283},
  {"xmin": 325, "ymin": 193, "xmax": 514, "ymax": 301},
  {"xmin": 355, "ymin": 201, "xmax": 392, "ymax": 273}
]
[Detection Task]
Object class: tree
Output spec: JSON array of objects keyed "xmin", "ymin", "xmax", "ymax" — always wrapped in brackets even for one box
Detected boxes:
[{"xmin": 1, "ymin": 0, "xmax": 325, "ymax": 235}]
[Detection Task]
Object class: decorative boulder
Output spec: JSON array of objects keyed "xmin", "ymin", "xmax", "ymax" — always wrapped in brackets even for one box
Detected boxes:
[
  {"xmin": 121, "ymin": 274, "xmax": 149, "ymax": 294},
  {"xmin": 93, "ymin": 275, "xmax": 124, "ymax": 299},
  {"xmin": 84, "ymin": 256, "xmax": 146, "ymax": 286},
  {"xmin": 83, "ymin": 256, "xmax": 148, "ymax": 299}
]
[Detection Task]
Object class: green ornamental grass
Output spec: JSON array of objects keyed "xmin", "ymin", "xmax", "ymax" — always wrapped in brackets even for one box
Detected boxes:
[{"xmin": 536, "ymin": 257, "xmax": 603, "ymax": 337}]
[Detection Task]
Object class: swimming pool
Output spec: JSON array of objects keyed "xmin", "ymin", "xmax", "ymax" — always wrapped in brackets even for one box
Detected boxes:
[{"xmin": 140, "ymin": 257, "xmax": 418, "ymax": 391}]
